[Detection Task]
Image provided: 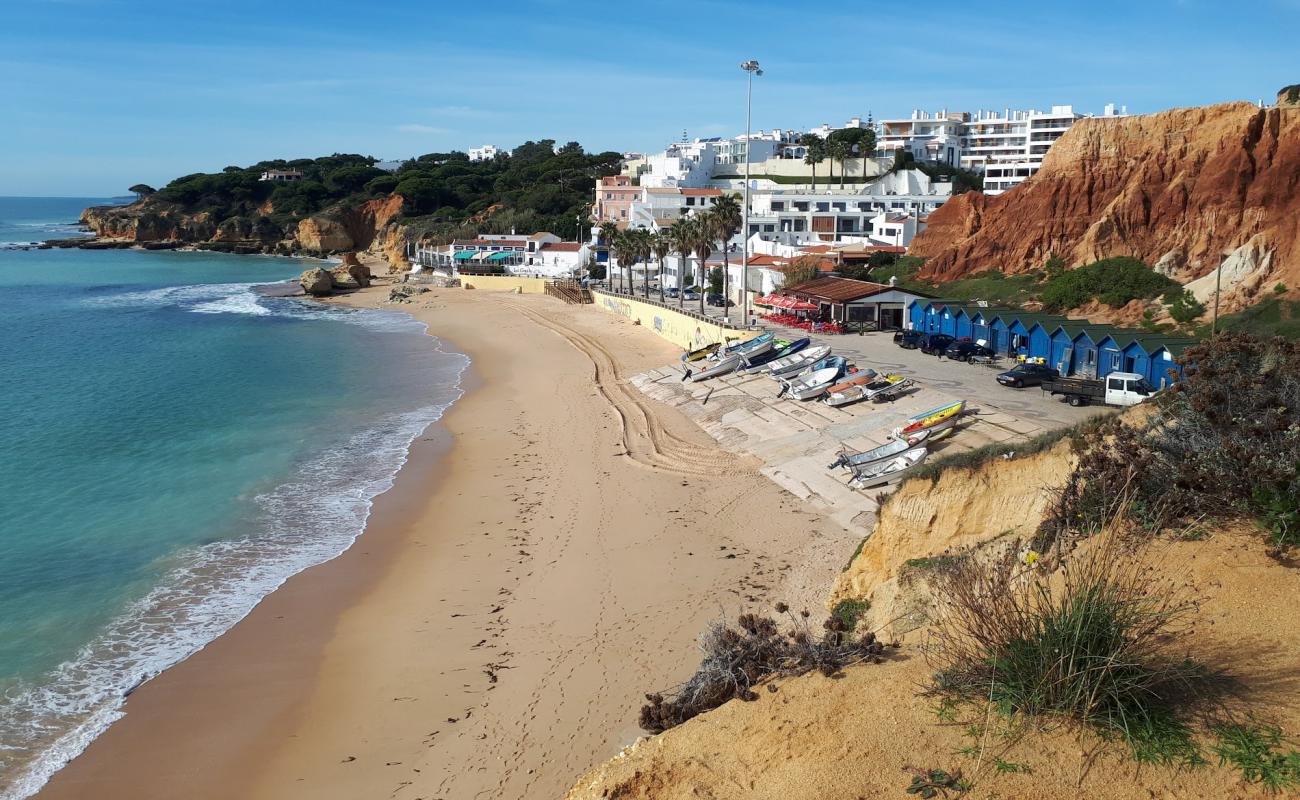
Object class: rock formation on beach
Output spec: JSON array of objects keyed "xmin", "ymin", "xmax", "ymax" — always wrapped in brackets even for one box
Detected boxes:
[
  {"xmin": 908, "ymin": 98, "xmax": 1300, "ymax": 313},
  {"xmin": 76, "ymin": 194, "xmax": 404, "ymax": 258}
]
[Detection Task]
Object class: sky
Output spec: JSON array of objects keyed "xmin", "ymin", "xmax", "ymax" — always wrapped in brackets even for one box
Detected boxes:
[{"xmin": 2, "ymin": 0, "xmax": 1297, "ymax": 196}]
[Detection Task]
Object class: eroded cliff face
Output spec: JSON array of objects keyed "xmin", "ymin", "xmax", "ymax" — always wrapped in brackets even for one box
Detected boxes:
[
  {"xmin": 294, "ymin": 194, "xmax": 404, "ymax": 255},
  {"xmin": 910, "ymin": 101, "xmax": 1300, "ymax": 312},
  {"xmin": 79, "ymin": 193, "xmax": 405, "ymax": 261}
]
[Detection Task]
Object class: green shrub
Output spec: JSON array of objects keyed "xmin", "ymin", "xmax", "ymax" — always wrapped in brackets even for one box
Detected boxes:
[
  {"xmin": 1164, "ymin": 289, "xmax": 1205, "ymax": 324},
  {"xmin": 831, "ymin": 598, "xmax": 871, "ymax": 632},
  {"xmin": 1275, "ymin": 283, "xmax": 1288, "ymax": 295},
  {"xmin": 1040, "ymin": 257, "xmax": 1178, "ymax": 312},
  {"xmin": 1044, "ymin": 333, "xmax": 1300, "ymax": 552},
  {"xmin": 1044, "ymin": 255, "xmax": 1066, "ymax": 279},
  {"xmin": 1212, "ymin": 721, "xmax": 1300, "ymax": 792}
]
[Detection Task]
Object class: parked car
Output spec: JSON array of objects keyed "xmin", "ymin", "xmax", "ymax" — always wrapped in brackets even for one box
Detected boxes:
[
  {"xmin": 682, "ymin": 289, "xmax": 700, "ymax": 302},
  {"xmin": 919, "ymin": 333, "xmax": 956, "ymax": 355},
  {"xmin": 996, "ymin": 362, "xmax": 1061, "ymax": 388},
  {"xmin": 663, "ymin": 287, "xmax": 680, "ymax": 298},
  {"xmin": 706, "ymin": 293, "xmax": 735, "ymax": 307},
  {"xmin": 894, "ymin": 330, "xmax": 924, "ymax": 349},
  {"xmin": 1043, "ymin": 372, "xmax": 1154, "ymax": 407},
  {"xmin": 945, "ymin": 341, "xmax": 996, "ymax": 362}
]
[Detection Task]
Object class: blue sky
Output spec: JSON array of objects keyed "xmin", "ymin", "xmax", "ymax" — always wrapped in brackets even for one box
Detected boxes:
[{"xmin": 3, "ymin": 0, "xmax": 1297, "ymax": 196}]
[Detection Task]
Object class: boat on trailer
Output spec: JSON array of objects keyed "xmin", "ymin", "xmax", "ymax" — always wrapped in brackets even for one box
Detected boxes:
[{"xmin": 823, "ymin": 373, "xmax": 905, "ymax": 408}]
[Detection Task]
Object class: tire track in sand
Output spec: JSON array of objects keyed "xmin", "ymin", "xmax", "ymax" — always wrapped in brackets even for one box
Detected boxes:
[{"xmin": 500, "ymin": 299, "xmax": 754, "ymax": 478}]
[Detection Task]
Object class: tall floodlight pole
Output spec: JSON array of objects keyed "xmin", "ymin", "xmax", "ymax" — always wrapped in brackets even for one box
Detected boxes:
[{"xmin": 740, "ymin": 59, "xmax": 763, "ymax": 328}]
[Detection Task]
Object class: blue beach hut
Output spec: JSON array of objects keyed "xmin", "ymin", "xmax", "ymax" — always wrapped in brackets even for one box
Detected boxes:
[
  {"xmin": 988, "ymin": 315, "xmax": 1012, "ymax": 355},
  {"xmin": 953, "ymin": 308, "xmax": 974, "ymax": 340}
]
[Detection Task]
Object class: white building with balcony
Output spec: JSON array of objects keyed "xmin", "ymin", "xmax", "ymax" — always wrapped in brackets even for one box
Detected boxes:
[
  {"xmin": 468, "ymin": 144, "xmax": 501, "ymax": 162},
  {"xmin": 877, "ymin": 110, "xmax": 968, "ymax": 166},
  {"xmin": 742, "ymin": 170, "xmax": 950, "ymax": 247}
]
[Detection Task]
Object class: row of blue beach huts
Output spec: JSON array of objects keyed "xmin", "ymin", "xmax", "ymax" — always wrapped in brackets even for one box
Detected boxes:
[{"xmin": 906, "ymin": 300, "xmax": 1198, "ymax": 387}]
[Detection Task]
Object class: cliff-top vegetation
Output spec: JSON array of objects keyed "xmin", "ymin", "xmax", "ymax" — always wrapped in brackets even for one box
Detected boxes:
[{"xmin": 121, "ymin": 141, "xmax": 622, "ymax": 244}]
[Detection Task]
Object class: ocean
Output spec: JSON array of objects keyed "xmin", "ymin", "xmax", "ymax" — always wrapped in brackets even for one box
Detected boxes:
[{"xmin": 0, "ymin": 197, "xmax": 469, "ymax": 798}]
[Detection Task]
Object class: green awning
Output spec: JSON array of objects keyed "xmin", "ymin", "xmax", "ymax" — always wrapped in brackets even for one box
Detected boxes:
[
  {"xmin": 489, "ymin": 251, "xmax": 513, "ymax": 261},
  {"xmin": 453, "ymin": 251, "xmax": 475, "ymax": 260}
]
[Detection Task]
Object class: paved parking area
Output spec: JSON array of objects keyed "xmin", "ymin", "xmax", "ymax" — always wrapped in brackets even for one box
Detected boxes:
[
  {"xmin": 805, "ymin": 328, "xmax": 1110, "ymax": 430},
  {"xmin": 629, "ymin": 327, "xmax": 1110, "ymax": 533}
]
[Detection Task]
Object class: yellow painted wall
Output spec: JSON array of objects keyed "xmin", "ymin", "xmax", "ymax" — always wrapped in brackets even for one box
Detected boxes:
[
  {"xmin": 461, "ymin": 275, "xmax": 548, "ymax": 294},
  {"xmin": 592, "ymin": 291, "xmax": 746, "ymax": 350}
]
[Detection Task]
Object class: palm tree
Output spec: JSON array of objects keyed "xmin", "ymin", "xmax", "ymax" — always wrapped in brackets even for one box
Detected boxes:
[
  {"xmin": 670, "ymin": 220, "xmax": 694, "ymax": 311},
  {"xmin": 829, "ymin": 139, "xmax": 851, "ymax": 188},
  {"xmin": 688, "ymin": 217, "xmax": 713, "ymax": 316},
  {"xmin": 652, "ymin": 230, "xmax": 673, "ymax": 304},
  {"xmin": 611, "ymin": 231, "xmax": 639, "ymax": 297},
  {"xmin": 800, "ymin": 134, "xmax": 824, "ymax": 190},
  {"xmin": 598, "ymin": 221, "xmax": 620, "ymax": 292},
  {"xmin": 707, "ymin": 194, "xmax": 742, "ymax": 322},
  {"xmin": 633, "ymin": 228, "xmax": 653, "ymax": 299}
]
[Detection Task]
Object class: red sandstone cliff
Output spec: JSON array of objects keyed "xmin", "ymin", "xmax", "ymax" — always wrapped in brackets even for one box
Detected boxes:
[{"xmin": 909, "ymin": 101, "xmax": 1300, "ymax": 311}]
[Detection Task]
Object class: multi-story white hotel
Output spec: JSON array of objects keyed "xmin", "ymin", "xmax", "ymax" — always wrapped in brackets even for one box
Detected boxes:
[{"xmin": 877, "ymin": 103, "xmax": 1127, "ymax": 194}]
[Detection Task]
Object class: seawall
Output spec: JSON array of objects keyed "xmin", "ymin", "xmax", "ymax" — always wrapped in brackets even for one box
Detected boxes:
[
  {"xmin": 460, "ymin": 275, "xmax": 549, "ymax": 294},
  {"xmin": 591, "ymin": 290, "xmax": 745, "ymax": 350}
]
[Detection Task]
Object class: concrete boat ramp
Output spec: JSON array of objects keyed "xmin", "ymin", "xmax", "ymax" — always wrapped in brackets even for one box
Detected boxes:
[{"xmin": 631, "ymin": 364, "xmax": 1054, "ymax": 532}]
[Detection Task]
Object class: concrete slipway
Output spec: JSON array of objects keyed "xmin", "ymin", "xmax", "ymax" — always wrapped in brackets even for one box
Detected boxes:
[{"xmin": 631, "ymin": 364, "xmax": 1059, "ymax": 533}]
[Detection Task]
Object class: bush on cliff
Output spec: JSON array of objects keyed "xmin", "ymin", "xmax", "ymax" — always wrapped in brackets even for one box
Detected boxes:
[
  {"xmin": 639, "ymin": 606, "xmax": 886, "ymax": 734},
  {"xmin": 1040, "ymin": 256, "xmax": 1178, "ymax": 311},
  {"xmin": 1041, "ymin": 332, "xmax": 1300, "ymax": 552}
]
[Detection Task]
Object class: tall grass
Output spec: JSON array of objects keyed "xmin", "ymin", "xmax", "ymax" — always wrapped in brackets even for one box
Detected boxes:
[{"xmin": 926, "ymin": 535, "xmax": 1206, "ymax": 764}]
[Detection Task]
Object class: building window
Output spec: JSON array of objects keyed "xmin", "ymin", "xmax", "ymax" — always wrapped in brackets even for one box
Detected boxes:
[{"xmin": 771, "ymin": 201, "xmax": 784, "ymax": 211}]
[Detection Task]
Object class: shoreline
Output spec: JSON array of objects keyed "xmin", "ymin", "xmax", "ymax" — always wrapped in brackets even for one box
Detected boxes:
[{"xmin": 35, "ymin": 270, "xmax": 850, "ymax": 799}]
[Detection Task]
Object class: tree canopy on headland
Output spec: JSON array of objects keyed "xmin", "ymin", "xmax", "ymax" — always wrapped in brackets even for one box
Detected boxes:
[{"xmin": 145, "ymin": 141, "xmax": 622, "ymax": 243}]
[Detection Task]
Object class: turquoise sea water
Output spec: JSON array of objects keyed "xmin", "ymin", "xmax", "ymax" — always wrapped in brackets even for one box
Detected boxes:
[{"xmin": 0, "ymin": 198, "xmax": 468, "ymax": 798}]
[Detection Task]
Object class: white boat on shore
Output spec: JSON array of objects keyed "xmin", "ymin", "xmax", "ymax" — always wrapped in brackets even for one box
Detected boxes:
[
  {"xmin": 849, "ymin": 446, "xmax": 929, "ymax": 489},
  {"xmin": 828, "ymin": 431, "xmax": 931, "ymax": 473},
  {"xmin": 763, "ymin": 346, "xmax": 832, "ymax": 377},
  {"xmin": 686, "ymin": 353, "xmax": 742, "ymax": 382},
  {"xmin": 781, "ymin": 366, "xmax": 845, "ymax": 400}
]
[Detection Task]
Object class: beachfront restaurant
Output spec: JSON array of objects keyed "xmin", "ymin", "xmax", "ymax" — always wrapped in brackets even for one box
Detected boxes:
[
  {"xmin": 784, "ymin": 277, "xmax": 933, "ymax": 330},
  {"xmin": 905, "ymin": 299, "xmax": 1196, "ymax": 385}
]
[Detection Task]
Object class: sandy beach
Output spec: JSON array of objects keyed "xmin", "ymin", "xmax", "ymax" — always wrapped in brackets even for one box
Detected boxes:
[{"xmin": 36, "ymin": 275, "xmax": 848, "ymax": 799}]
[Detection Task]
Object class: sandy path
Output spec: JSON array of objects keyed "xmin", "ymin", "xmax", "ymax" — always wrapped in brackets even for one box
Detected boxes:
[{"xmin": 37, "ymin": 284, "xmax": 848, "ymax": 800}]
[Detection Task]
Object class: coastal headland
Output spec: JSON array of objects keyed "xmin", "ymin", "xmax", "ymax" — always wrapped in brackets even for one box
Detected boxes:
[{"xmin": 35, "ymin": 268, "xmax": 848, "ymax": 799}]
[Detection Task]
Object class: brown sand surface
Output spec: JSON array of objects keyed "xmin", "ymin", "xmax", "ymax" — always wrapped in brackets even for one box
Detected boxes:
[{"xmin": 37, "ymin": 282, "xmax": 849, "ymax": 799}]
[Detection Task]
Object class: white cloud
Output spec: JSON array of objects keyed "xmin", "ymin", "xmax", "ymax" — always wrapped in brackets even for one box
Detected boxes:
[{"xmin": 396, "ymin": 123, "xmax": 450, "ymax": 134}]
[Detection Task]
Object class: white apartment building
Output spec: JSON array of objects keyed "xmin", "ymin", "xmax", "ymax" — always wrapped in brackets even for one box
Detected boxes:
[
  {"xmin": 468, "ymin": 144, "xmax": 501, "ymax": 162},
  {"xmin": 743, "ymin": 170, "xmax": 950, "ymax": 247},
  {"xmin": 627, "ymin": 187, "xmax": 722, "ymax": 230},
  {"xmin": 639, "ymin": 133, "xmax": 787, "ymax": 188},
  {"xmin": 877, "ymin": 110, "xmax": 968, "ymax": 166},
  {"xmin": 876, "ymin": 103, "xmax": 1127, "ymax": 194}
]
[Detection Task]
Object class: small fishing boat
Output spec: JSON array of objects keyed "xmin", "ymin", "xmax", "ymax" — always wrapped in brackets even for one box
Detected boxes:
[
  {"xmin": 720, "ymin": 332, "xmax": 774, "ymax": 359},
  {"xmin": 742, "ymin": 337, "xmax": 808, "ymax": 369},
  {"xmin": 782, "ymin": 365, "xmax": 848, "ymax": 401},
  {"xmin": 681, "ymin": 342, "xmax": 721, "ymax": 363},
  {"xmin": 757, "ymin": 345, "xmax": 831, "ymax": 376},
  {"xmin": 686, "ymin": 353, "xmax": 743, "ymax": 382},
  {"xmin": 827, "ymin": 432, "xmax": 930, "ymax": 472},
  {"xmin": 895, "ymin": 400, "xmax": 965, "ymax": 437},
  {"xmin": 849, "ymin": 446, "xmax": 929, "ymax": 489},
  {"xmin": 821, "ymin": 371, "xmax": 897, "ymax": 407},
  {"xmin": 901, "ymin": 413, "xmax": 959, "ymax": 443}
]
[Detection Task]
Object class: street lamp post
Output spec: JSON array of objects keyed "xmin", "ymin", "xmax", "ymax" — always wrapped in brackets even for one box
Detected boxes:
[{"xmin": 740, "ymin": 59, "xmax": 762, "ymax": 328}]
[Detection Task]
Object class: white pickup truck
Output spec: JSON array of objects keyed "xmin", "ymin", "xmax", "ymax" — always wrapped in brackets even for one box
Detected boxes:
[{"xmin": 1042, "ymin": 371, "xmax": 1155, "ymax": 407}]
